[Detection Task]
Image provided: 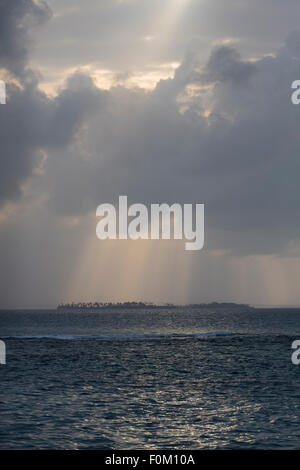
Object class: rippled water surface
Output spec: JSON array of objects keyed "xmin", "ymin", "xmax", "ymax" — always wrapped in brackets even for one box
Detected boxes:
[{"xmin": 1, "ymin": 307, "xmax": 300, "ymax": 449}]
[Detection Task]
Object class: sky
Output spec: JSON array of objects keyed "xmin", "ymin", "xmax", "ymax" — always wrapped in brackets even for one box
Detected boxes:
[{"xmin": 1, "ymin": 0, "xmax": 300, "ymax": 307}]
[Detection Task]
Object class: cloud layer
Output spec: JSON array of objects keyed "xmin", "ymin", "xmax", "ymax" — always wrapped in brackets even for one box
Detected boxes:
[{"xmin": 40, "ymin": 31, "xmax": 300, "ymax": 257}]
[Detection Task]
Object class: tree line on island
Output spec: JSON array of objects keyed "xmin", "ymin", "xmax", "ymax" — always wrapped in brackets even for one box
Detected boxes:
[{"xmin": 57, "ymin": 301, "xmax": 254, "ymax": 310}]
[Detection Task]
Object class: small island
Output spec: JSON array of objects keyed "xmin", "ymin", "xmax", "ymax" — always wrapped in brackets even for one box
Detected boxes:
[{"xmin": 57, "ymin": 301, "xmax": 255, "ymax": 311}]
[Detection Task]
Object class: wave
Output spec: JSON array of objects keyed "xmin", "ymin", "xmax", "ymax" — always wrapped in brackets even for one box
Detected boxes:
[{"xmin": 1, "ymin": 331, "xmax": 235, "ymax": 341}]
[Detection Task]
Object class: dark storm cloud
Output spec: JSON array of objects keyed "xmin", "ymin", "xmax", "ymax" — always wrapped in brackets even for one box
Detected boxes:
[
  {"xmin": 0, "ymin": 1, "xmax": 106, "ymax": 206},
  {"xmin": 0, "ymin": 0, "xmax": 51, "ymax": 77},
  {"xmin": 40, "ymin": 32, "xmax": 300, "ymax": 256},
  {"xmin": 0, "ymin": 73, "xmax": 105, "ymax": 204},
  {"xmin": 202, "ymin": 46, "xmax": 257, "ymax": 85}
]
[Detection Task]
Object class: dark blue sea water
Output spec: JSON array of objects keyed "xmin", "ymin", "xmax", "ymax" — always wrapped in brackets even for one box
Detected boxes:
[{"xmin": 0, "ymin": 307, "xmax": 300, "ymax": 449}]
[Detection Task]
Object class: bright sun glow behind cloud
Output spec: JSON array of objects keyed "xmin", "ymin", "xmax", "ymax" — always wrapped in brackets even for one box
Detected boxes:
[{"xmin": 35, "ymin": 0, "xmax": 192, "ymax": 96}]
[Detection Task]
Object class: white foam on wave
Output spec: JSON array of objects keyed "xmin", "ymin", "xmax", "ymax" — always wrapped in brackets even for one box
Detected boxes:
[{"xmin": 1, "ymin": 331, "xmax": 234, "ymax": 341}]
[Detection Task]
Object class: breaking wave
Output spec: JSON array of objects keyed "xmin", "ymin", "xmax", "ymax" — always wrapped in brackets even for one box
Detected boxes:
[{"xmin": 2, "ymin": 331, "xmax": 235, "ymax": 341}]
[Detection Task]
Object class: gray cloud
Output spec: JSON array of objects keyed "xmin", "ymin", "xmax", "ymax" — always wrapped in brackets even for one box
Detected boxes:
[
  {"xmin": 0, "ymin": 1, "xmax": 106, "ymax": 206},
  {"xmin": 202, "ymin": 46, "xmax": 257, "ymax": 85},
  {"xmin": 0, "ymin": 72, "xmax": 104, "ymax": 206},
  {"xmin": 38, "ymin": 33, "xmax": 300, "ymax": 257},
  {"xmin": 0, "ymin": 0, "xmax": 51, "ymax": 77}
]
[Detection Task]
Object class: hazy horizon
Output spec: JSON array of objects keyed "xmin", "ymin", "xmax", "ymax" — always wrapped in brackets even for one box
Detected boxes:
[{"xmin": 2, "ymin": 301, "xmax": 300, "ymax": 310}]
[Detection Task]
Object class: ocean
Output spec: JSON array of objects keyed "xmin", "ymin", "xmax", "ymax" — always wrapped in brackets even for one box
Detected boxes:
[{"xmin": 0, "ymin": 307, "xmax": 300, "ymax": 449}]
